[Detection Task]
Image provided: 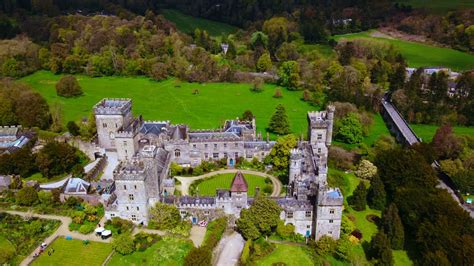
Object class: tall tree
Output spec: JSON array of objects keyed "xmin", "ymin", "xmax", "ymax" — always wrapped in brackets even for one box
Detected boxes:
[
  {"xmin": 278, "ymin": 61, "xmax": 300, "ymax": 90},
  {"xmin": 236, "ymin": 196, "xmax": 282, "ymax": 240},
  {"xmin": 370, "ymin": 231, "xmax": 393, "ymax": 266},
  {"xmin": 367, "ymin": 175, "xmax": 387, "ymax": 210},
  {"xmin": 349, "ymin": 182, "xmax": 367, "ymax": 211},
  {"xmin": 268, "ymin": 104, "xmax": 290, "ymax": 135},
  {"xmin": 382, "ymin": 204, "xmax": 404, "ymax": 250},
  {"xmin": 431, "ymin": 125, "xmax": 462, "ymax": 160}
]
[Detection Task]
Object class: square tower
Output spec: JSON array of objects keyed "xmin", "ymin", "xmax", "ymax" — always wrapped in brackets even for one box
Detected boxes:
[
  {"xmin": 307, "ymin": 105, "xmax": 335, "ymax": 147},
  {"xmin": 315, "ymin": 187, "xmax": 343, "ymax": 240},
  {"xmin": 94, "ymin": 99, "xmax": 133, "ymax": 150}
]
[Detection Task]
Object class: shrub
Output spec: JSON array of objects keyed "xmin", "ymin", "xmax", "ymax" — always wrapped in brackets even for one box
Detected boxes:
[
  {"xmin": 148, "ymin": 202, "xmax": 182, "ymax": 230},
  {"xmin": 67, "ymin": 121, "xmax": 80, "ymax": 136},
  {"xmin": 134, "ymin": 232, "xmax": 161, "ymax": 251},
  {"xmin": 273, "ymin": 87, "xmax": 283, "ymax": 98},
  {"xmin": 15, "ymin": 186, "xmax": 38, "ymax": 206},
  {"xmin": 312, "ymin": 235, "xmax": 337, "ymax": 256},
  {"xmin": 251, "ymin": 77, "xmax": 264, "ymax": 92},
  {"xmin": 240, "ymin": 239, "xmax": 251, "ymax": 265},
  {"xmin": 112, "ymin": 233, "xmax": 136, "ymax": 255},
  {"xmin": 78, "ymin": 223, "xmax": 95, "ymax": 234},
  {"xmin": 276, "ymin": 220, "xmax": 295, "ymax": 239},
  {"xmin": 184, "ymin": 247, "xmax": 212, "ymax": 266},
  {"xmin": 56, "ymin": 75, "xmax": 83, "ymax": 97},
  {"xmin": 203, "ymin": 217, "xmax": 227, "ymax": 249},
  {"xmin": 354, "ymin": 160, "xmax": 377, "ymax": 180},
  {"xmin": 105, "ymin": 217, "xmax": 134, "ymax": 235}
]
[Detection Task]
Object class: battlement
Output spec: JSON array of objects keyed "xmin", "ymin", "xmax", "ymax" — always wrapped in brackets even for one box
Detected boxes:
[
  {"xmin": 308, "ymin": 105, "xmax": 334, "ymax": 128},
  {"xmin": 116, "ymin": 130, "xmax": 134, "ymax": 138},
  {"xmin": 94, "ymin": 98, "xmax": 132, "ymax": 115},
  {"xmin": 114, "ymin": 160, "xmax": 145, "ymax": 175},
  {"xmin": 290, "ymin": 148, "xmax": 303, "ymax": 159},
  {"xmin": 0, "ymin": 125, "xmax": 21, "ymax": 137},
  {"xmin": 319, "ymin": 187, "xmax": 343, "ymax": 206}
]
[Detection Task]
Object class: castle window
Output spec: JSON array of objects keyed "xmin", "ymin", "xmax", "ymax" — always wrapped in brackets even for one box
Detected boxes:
[
  {"xmin": 234, "ymin": 143, "xmax": 238, "ymax": 147},
  {"xmin": 305, "ymin": 211, "xmax": 312, "ymax": 217},
  {"xmin": 115, "ymin": 123, "xmax": 118, "ymax": 128},
  {"xmin": 175, "ymin": 149, "xmax": 181, "ymax": 158},
  {"xmin": 317, "ymin": 148, "xmax": 321, "ymax": 153},
  {"xmin": 103, "ymin": 123, "xmax": 107, "ymax": 128},
  {"xmin": 307, "ymin": 225, "xmax": 310, "ymax": 229},
  {"xmin": 317, "ymin": 134, "xmax": 322, "ymax": 140},
  {"xmin": 328, "ymin": 231, "xmax": 332, "ymax": 234},
  {"xmin": 131, "ymin": 214, "xmax": 137, "ymax": 221},
  {"xmin": 134, "ymin": 185, "xmax": 137, "ymax": 189},
  {"xmin": 137, "ymin": 207, "xmax": 139, "ymax": 211},
  {"xmin": 234, "ymin": 152, "xmax": 239, "ymax": 158},
  {"xmin": 214, "ymin": 143, "xmax": 218, "ymax": 149},
  {"xmin": 329, "ymin": 209, "xmax": 335, "ymax": 214},
  {"xmin": 205, "ymin": 144, "xmax": 208, "ymax": 148},
  {"xmin": 124, "ymin": 185, "xmax": 127, "ymax": 190},
  {"xmin": 287, "ymin": 212, "xmax": 293, "ymax": 219},
  {"xmin": 126, "ymin": 206, "xmax": 129, "ymax": 210},
  {"xmin": 180, "ymin": 211, "xmax": 187, "ymax": 215},
  {"xmin": 193, "ymin": 144, "xmax": 197, "ymax": 148},
  {"xmin": 123, "ymin": 141, "xmax": 127, "ymax": 146},
  {"xmin": 129, "ymin": 194, "xmax": 134, "ymax": 201},
  {"xmin": 204, "ymin": 211, "xmax": 210, "ymax": 215},
  {"xmin": 213, "ymin": 153, "xmax": 219, "ymax": 159},
  {"xmin": 224, "ymin": 143, "xmax": 227, "ymax": 148},
  {"xmin": 204, "ymin": 153, "xmax": 209, "ymax": 159},
  {"xmin": 223, "ymin": 152, "xmax": 228, "ymax": 158},
  {"xmin": 329, "ymin": 219, "xmax": 333, "ymax": 223},
  {"xmin": 110, "ymin": 214, "xmax": 115, "ymax": 217}
]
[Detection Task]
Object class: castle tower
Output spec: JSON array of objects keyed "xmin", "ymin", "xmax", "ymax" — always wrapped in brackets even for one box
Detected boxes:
[
  {"xmin": 315, "ymin": 186, "xmax": 343, "ymax": 240},
  {"xmin": 307, "ymin": 105, "xmax": 335, "ymax": 147},
  {"xmin": 289, "ymin": 149, "xmax": 303, "ymax": 184},
  {"xmin": 94, "ymin": 99, "xmax": 133, "ymax": 150},
  {"xmin": 230, "ymin": 171, "xmax": 248, "ymax": 210}
]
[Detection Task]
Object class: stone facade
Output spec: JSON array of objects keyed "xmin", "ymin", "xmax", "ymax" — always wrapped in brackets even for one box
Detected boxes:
[{"xmin": 96, "ymin": 98, "xmax": 342, "ymax": 240}]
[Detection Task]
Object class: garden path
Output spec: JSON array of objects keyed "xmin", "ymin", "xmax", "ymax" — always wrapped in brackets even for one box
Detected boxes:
[
  {"xmin": 174, "ymin": 169, "xmax": 282, "ymax": 197},
  {"xmin": 214, "ymin": 232, "xmax": 245, "ymax": 266}
]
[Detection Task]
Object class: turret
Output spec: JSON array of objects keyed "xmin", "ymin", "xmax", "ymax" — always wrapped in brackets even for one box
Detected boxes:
[
  {"xmin": 289, "ymin": 149, "xmax": 303, "ymax": 184},
  {"xmin": 94, "ymin": 98, "xmax": 133, "ymax": 150}
]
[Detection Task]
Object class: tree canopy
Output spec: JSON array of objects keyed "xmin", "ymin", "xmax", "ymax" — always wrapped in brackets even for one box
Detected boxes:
[{"xmin": 268, "ymin": 104, "xmax": 290, "ymax": 135}]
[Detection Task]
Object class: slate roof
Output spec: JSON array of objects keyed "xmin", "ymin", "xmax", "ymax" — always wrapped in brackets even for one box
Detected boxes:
[
  {"xmin": 140, "ymin": 122, "xmax": 167, "ymax": 135},
  {"xmin": 230, "ymin": 171, "xmax": 248, "ymax": 192}
]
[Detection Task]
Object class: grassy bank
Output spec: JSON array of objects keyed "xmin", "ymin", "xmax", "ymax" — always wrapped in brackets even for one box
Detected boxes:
[
  {"xmin": 334, "ymin": 31, "xmax": 474, "ymax": 71},
  {"xmin": 20, "ymin": 71, "xmax": 317, "ymax": 139}
]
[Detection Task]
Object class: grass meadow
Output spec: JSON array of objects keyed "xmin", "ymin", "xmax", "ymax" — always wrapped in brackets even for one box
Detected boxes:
[
  {"xmin": 161, "ymin": 9, "xmax": 238, "ymax": 37},
  {"xmin": 256, "ymin": 244, "xmax": 314, "ymax": 266},
  {"xmin": 108, "ymin": 237, "xmax": 193, "ymax": 266},
  {"xmin": 20, "ymin": 71, "xmax": 317, "ymax": 139},
  {"xmin": 194, "ymin": 173, "xmax": 268, "ymax": 196},
  {"xmin": 411, "ymin": 124, "xmax": 474, "ymax": 142},
  {"xmin": 31, "ymin": 238, "xmax": 112, "ymax": 266},
  {"xmin": 334, "ymin": 31, "xmax": 474, "ymax": 71}
]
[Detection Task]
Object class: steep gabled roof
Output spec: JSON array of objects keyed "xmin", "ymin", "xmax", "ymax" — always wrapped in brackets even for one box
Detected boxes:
[{"xmin": 230, "ymin": 171, "xmax": 248, "ymax": 192}]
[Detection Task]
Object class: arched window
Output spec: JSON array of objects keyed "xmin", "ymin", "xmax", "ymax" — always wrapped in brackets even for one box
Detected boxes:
[{"xmin": 174, "ymin": 149, "xmax": 181, "ymax": 158}]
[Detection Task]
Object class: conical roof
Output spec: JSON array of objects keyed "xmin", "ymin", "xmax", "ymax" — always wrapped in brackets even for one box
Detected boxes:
[{"xmin": 230, "ymin": 171, "xmax": 248, "ymax": 192}]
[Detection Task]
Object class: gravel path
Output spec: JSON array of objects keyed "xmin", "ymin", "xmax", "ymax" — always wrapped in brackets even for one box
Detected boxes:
[
  {"xmin": 174, "ymin": 169, "xmax": 282, "ymax": 197},
  {"xmin": 214, "ymin": 232, "xmax": 245, "ymax": 266}
]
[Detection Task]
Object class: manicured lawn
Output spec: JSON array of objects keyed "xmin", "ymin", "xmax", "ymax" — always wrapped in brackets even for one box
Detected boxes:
[
  {"xmin": 20, "ymin": 71, "xmax": 317, "ymax": 139},
  {"xmin": 161, "ymin": 9, "xmax": 238, "ymax": 37},
  {"xmin": 256, "ymin": 244, "xmax": 313, "ymax": 266},
  {"xmin": 411, "ymin": 124, "xmax": 474, "ymax": 142},
  {"xmin": 194, "ymin": 173, "xmax": 268, "ymax": 196},
  {"xmin": 107, "ymin": 237, "xmax": 193, "ymax": 266},
  {"xmin": 334, "ymin": 31, "xmax": 474, "ymax": 71},
  {"xmin": 334, "ymin": 113, "xmax": 391, "ymax": 149},
  {"xmin": 396, "ymin": 0, "xmax": 474, "ymax": 12},
  {"xmin": 32, "ymin": 238, "xmax": 112, "ymax": 266}
]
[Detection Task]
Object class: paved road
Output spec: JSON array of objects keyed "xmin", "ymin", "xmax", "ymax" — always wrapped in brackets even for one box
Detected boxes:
[
  {"xmin": 2, "ymin": 210, "xmax": 111, "ymax": 266},
  {"xmin": 214, "ymin": 232, "xmax": 245, "ymax": 266},
  {"xmin": 175, "ymin": 169, "xmax": 282, "ymax": 197}
]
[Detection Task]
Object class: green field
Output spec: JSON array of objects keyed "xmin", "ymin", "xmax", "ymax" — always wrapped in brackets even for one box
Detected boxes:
[
  {"xmin": 108, "ymin": 237, "xmax": 193, "ymax": 266},
  {"xmin": 32, "ymin": 238, "xmax": 112, "ymax": 266},
  {"xmin": 396, "ymin": 0, "xmax": 474, "ymax": 12},
  {"xmin": 256, "ymin": 244, "xmax": 314, "ymax": 266},
  {"xmin": 194, "ymin": 173, "xmax": 268, "ymax": 196},
  {"xmin": 20, "ymin": 71, "xmax": 317, "ymax": 139},
  {"xmin": 334, "ymin": 31, "xmax": 474, "ymax": 71},
  {"xmin": 411, "ymin": 124, "xmax": 474, "ymax": 142},
  {"xmin": 161, "ymin": 9, "xmax": 238, "ymax": 37}
]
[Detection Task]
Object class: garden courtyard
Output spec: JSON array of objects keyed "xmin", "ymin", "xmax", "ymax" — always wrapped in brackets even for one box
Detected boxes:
[
  {"xmin": 31, "ymin": 238, "xmax": 112, "ymax": 266},
  {"xmin": 190, "ymin": 173, "xmax": 271, "ymax": 196}
]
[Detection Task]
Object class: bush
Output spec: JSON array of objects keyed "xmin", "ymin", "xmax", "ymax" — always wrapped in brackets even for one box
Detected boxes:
[
  {"xmin": 105, "ymin": 217, "xmax": 134, "ymax": 235},
  {"xmin": 112, "ymin": 233, "xmax": 135, "ymax": 255},
  {"xmin": 134, "ymin": 232, "xmax": 161, "ymax": 251},
  {"xmin": 203, "ymin": 217, "xmax": 227, "ymax": 249},
  {"xmin": 312, "ymin": 235, "xmax": 337, "ymax": 256},
  {"xmin": 241, "ymin": 239, "xmax": 252, "ymax": 265},
  {"xmin": 184, "ymin": 247, "xmax": 212, "ymax": 266},
  {"xmin": 78, "ymin": 223, "xmax": 95, "ymax": 234},
  {"xmin": 67, "ymin": 121, "xmax": 80, "ymax": 136},
  {"xmin": 148, "ymin": 202, "xmax": 182, "ymax": 230},
  {"xmin": 276, "ymin": 220, "xmax": 295, "ymax": 239},
  {"xmin": 56, "ymin": 75, "xmax": 83, "ymax": 97},
  {"xmin": 15, "ymin": 186, "xmax": 38, "ymax": 206}
]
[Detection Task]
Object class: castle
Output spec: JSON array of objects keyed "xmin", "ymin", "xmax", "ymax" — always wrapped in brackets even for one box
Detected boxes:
[{"xmin": 96, "ymin": 98, "xmax": 342, "ymax": 240}]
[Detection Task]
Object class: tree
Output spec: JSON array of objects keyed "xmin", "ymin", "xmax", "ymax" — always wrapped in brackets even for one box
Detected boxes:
[
  {"xmin": 370, "ymin": 231, "xmax": 393, "ymax": 266},
  {"xmin": 389, "ymin": 63, "xmax": 406, "ymax": 92},
  {"xmin": 267, "ymin": 134, "xmax": 297, "ymax": 180},
  {"xmin": 150, "ymin": 62, "xmax": 168, "ymax": 81},
  {"xmin": 67, "ymin": 121, "xmax": 80, "ymax": 136},
  {"xmin": 367, "ymin": 175, "xmax": 386, "ymax": 210},
  {"xmin": 302, "ymin": 89, "xmax": 311, "ymax": 101},
  {"xmin": 262, "ymin": 17, "xmax": 290, "ymax": 53},
  {"xmin": 313, "ymin": 235, "xmax": 337, "ymax": 256},
  {"xmin": 278, "ymin": 61, "xmax": 300, "ymax": 90},
  {"xmin": 241, "ymin": 110, "xmax": 254, "ymax": 121},
  {"xmin": 112, "ymin": 233, "xmax": 135, "ymax": 255},
  {"xmin": 354, "ymin": 160, "xmax": 378, "ymax": 179},
  {"xmin": 148, "ymin": 202, "xmax": 181, "ymax": 230},
  {"xmin": 268, "ymin": 104, "xmax": 290, "ymax": 135},
  {"xmin": 0, "ymin": 237, "xmax": 15, "ymax": 264},
  {"xmin": 184, "ymin": 247, "xmax": 212, "ymax": 266},
  {"xmin": 256, "ymin": 52, "xmax": 272, "ymax": 72},
  {"xmin": 251, "ymin": 77, "xmax": 264, "ymax": 92},
  {"xmin": 56, "ymin": 75, "xmax": 83, "ymax": 97},
  {"xmin": 236, "ymin": 196, "xmax": 282, "ymax": 240},
  {"xmin": 349, "ymin": 182, "xmax": 367, "ymax": 211},
  {"xmin": 276, "ymin": 220, "xmax": 295, "ymax": 239},
  {"xmin": 336, "ymin": 113, "xmax": 364, "ymax": 144},
  {"xmin": 35, "ymin": 141, "xmax": 80, "ymax": 177},
  {"xmin": 15, "ymin": 186, "xmax": 39, "ymax": 206},
  {"xmin": 381, "ymin": 204, "xmax": 404, "ymax": 250},
  {"xmin": 431, "ymin": 125, "xmax": 462, "ymax": 160}
]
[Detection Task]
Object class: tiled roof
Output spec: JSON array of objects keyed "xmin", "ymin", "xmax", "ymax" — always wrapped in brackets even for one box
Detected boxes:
[{"xmin": 230, "ymin": 171, "xmax": 248, "ymax": 192}]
